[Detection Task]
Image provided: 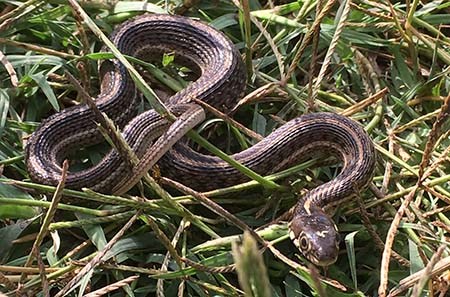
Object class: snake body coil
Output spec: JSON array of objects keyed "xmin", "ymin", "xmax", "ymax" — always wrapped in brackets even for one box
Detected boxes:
[{"xmin": 25, "ymin": 14, "xmax": 376, "ymax": 266}]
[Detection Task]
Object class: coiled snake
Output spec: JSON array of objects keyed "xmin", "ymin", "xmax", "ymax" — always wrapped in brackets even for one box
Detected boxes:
[{"xmin": 25, "ymin": 14, "xmax": 376, "ymax": 266}]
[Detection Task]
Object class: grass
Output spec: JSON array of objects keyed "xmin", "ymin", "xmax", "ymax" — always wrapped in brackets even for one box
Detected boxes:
[{"xmin": 1, "ymin": 0, "xmax": 450, "ymax": 296}]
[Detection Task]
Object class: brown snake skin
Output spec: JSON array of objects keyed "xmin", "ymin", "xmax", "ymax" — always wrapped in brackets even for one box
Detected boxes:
[{"xmin": 25, "ymin": 14, "xmax": 376, "ymax": 266}]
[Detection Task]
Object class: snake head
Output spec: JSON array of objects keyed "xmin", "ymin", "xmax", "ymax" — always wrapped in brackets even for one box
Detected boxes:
[{"xmin": 289, "ymin": 203, "xmax": 340, "ymax": 266}]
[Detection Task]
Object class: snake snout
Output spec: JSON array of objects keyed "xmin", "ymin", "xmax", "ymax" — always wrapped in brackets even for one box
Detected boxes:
[
  {"xmin": 306, "ymin": 225, "xmax": 340, "ymax": 266},
  {"xmin": 310, "ymin": 242, "xmax": 339, "ymax": 267}
]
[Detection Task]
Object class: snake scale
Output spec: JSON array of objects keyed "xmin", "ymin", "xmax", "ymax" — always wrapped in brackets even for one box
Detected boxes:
[{"xmin": 25, "ymin": 14, "xmax": 376, "ymax": 266}]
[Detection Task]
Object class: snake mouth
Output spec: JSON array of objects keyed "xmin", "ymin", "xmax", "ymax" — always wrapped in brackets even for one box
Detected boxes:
[
  {"xmin": 291, "ymin": 241, "xmax": 338, "ymax": 266},
  {"xmin": 308, "ymin": 253, "xmax": 338, "ymax": 267}
]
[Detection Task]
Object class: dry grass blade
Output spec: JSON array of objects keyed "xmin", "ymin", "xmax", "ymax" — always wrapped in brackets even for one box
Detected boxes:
[
  {"xmin": 282, "ymin": 0, "xmax": 337, "ymax": 84},
  {"xmin": 341, "ymin": 87, "xmax": 388, "ymax": 116},
  {"xmin": 381, "ymin": 119, "xmax": 394, "ymax": 194},
  {"xmin": 34, "ymin": 250, "xmax": 49, "ymax": 297},
  {"xmin": 0, "ymin": 0, "xmax": 42, "ymax": 31},
  {"xmin": 0, "ymin": 38, "xmax": 79, "ymax": 59},
  {"xmin": 193, "ymin": 98, "xmax": 263, "ymax": 141},
  {"xmin": 388, "ymin": 251, "xmax": 450, "ymax": 297},
  {"xmin": 181, "ymin": 258, "xmax": 236, "ymax": 274},
  {"xmin": 378, "ymin": 185, "xmax": 418, "ymax": 297},
  {"xmin": 311, "ymin": 0, "xmax": 351, "ymax": 102},
  {"xmin": 54, "ymin": 211, "xmax": 141, "ymax": 297},
  {"xmin": 161, "ymin": 177, "xmax": 265, "ymax": 245},
  {"xmin": 418, "ymin": 92, "xmax": 450, "ymax": 180},
  {"xmin": 64, "ymin": 71, "xmax": 138, "ymax": 169},
  {"xmin": 411, "ymin": 245, "xmax": 446, "ymax": 297},
  {"xmin": 0, "ymin": 271, "xmax": 16, "ymax": 291},
  {"xmin": 22, "ymin": 160, "xmax": 68, "ymax": 270},
  {"xmin": 241, "ymin": 0, "xmax": 253, "ymax": 78},
  {"xmin": 0, "ymin": 50, "xmax": 18, "ymax": 87},
  {"xmin": 232, "ymin": 82, "xmax": 280, "ymax": 113},
  {"xmin": 249, "ymin": 14, "xmax": 286, "ymax": 81},
  {"xmin": 356, "ymin": 191, "xmax": 410, "ymax": 267},
  {"xmin": 144, "ymin": 214, "xmax": 182, "ymax": 268},
  {"xmin": 306, "ymin": 0, "xmax": 323, "ymax": 110},
  {"xmin": 156, "ymin": 219, "xmax": 188, "ymax": 297},
  {"xmin": 83, "ymin": 275, "xmax": 139, "ymax": 297}
]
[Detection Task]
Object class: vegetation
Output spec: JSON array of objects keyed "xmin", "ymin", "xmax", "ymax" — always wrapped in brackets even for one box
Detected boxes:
[{"xmin": 1, "ymin": 0, "xmax": 450, "ymax": 296}]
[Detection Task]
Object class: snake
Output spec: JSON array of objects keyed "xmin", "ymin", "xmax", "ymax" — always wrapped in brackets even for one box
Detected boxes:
[{"xmin": 25, "ymin": 14, "xmax": 376, "ymax": 266}]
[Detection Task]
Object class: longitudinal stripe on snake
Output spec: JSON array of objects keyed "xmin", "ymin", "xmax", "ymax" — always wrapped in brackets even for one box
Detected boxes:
[{"xmin": 25, "ymin": 14, "xmax": 376, "ymax": 266}]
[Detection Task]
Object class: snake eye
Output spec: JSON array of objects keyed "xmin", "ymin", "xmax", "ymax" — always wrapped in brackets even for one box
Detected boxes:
[{"xmin": 299, "ymin": 235, "xmax": 309, "ymax": 251}]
